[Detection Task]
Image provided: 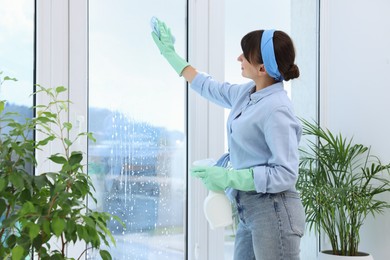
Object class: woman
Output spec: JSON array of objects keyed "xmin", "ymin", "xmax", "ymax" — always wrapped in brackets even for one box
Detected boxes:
[{"xmin": 151, "ymin": 18, "xmax": 305, "ymax": 260}]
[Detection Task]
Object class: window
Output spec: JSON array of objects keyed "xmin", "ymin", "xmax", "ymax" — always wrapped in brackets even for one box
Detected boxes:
[
  {"xmin": 0, "ymin": 0, "xmax": 34, "ymax": 118},
  {"xmin": 0, "ymin": 0, "xmax": 35, "ymax": 168},
  {"xmin": 0, "ymin": 1, "xmax": 35, "ymax": 253},
  {"xmin": 33, "ymin": 1, "xmax": 320, "ymax": 258},
  {"xmin": 88, "ymin": 1, "xmax": 187, "ymax": 259}
]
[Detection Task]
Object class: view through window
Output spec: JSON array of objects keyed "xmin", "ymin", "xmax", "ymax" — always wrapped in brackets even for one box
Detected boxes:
[
  {"xmin": 0, "ymin": 0, "xmax": 34, "ymax": 170},
  {"xmin": 0, "ymin": 0, "xmax": 34, "ymax": 252},
  {"xmin": 88, "ymin": 1, "xmax": 187, "ymax": 259},
  {"xmin": 0, "ymin": 0, "xmax": 34, "ymax": 119}
]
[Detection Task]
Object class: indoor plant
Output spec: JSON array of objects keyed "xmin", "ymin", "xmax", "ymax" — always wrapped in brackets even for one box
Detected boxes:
[
  {"xmin": 0, "ymin": 73, "xmax": 121, "ymax": 259},
  {"xmin": 297, "ymin": 119, "xmax": 390, "ymax": 259}
]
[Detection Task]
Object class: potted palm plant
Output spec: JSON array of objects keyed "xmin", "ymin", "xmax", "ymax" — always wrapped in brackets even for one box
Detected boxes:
[
  {"xmin": 0, "ymin": 73, "xmax": 121, "ymax": 259},
  {"xmin": 296, "ymin": 119, "xmax": 390, "ymax": 259}
]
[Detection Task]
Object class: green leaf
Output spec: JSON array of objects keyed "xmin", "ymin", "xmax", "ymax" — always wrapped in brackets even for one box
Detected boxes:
[
  {"xmin": 20, "ymin": 201, "xmax": 35, "ymax": 216},
  {"xmin": 76, "ymin": 225, "xmax": 88, "ymax": 242},
  {"xmin": 6, "ymin": 234, "xmax": 17, "ymax": 248},
  {"xmin": 4, "ymin": 76, "xmax": 17, "ymax": 82},
  {"xmin": 83, "ymin": 216, "xmax": 95, "ymax": 228},
  {"xmin": 34, "ymin": 104, "xmax": 46, "ymax": 109},
  {"xmin": 69, "ymin": 151, "xmax": 83, "ymax": 166},
  {"xmin": 64, "ymin": 138, "xmax": 72, "ymax": 147},
  {"xmin": 0, "ymin": 199, "xmax": 6, "ymax": 216},
  {"xmin": 63, "ymin": 122, "xmax": 72, "ymax": 131},
  {"xmin": 42, "ymin": 219, "xmax": 51, "ymax": 236},
  {"xmin": 9, "ymin": 172, "xmax": 24, "ymax": 189},
  {"xmin": 87, "ymin": 132, "xmax": 96, "ymax": 142},
  {"xmin": 11, "ymin": 246, "xmax": 24, "ymax": 260},
  {"xmin": 73, "ymin": 181, "xmax": 88, "ymax": 195},
  {"xmin": 36, "ymin": 135, "xmax": 56, "ymax": 146},
  {"xmin": 35, "ymin": 116, "xmax": 55, "ymax": 124},
  {"xmin": 0, "ymin": 178, "xmax": 6, "ymax": 191},
  {"xmin": 28, "ymin": 223, "xmax": 41, "ymax": 240},
  {"xmin": 51, "ymin": 217, "xmax": 66, "ymax": 237},
  {"xmin": 99, "ymin": 250, "xmax": 112, "ymax": 260},
  {"xmin": 40, "ymin": 111, "xmax": 57, "ymax": 118},
  {"xmin": 2, "ymin": 215, "xmax": 19, "ymax": 228},
  {"xmin": 34, "ymin": 175, "xmax": 49, "ymax": 189},
  {"xmin": 32, "ymin": 234, "xmax": 43, "ymax": 250},
  {"xmin": 0, "ymin": 100, "xmax": 5, "ymax": 113},
  {"xmin": 86, "ymin": 226, "xmax": 99, "ymax": 247},
  {"xmin": 55, "ymin": 86, "xmax": 67, "ymax": 93},
  {"xmin": 48, "ymin": 154, "xmax": 67, "ymax": 164},
  {"xmin": 66, "ymin": 220, "xmax": 76, "ymax": 234}
]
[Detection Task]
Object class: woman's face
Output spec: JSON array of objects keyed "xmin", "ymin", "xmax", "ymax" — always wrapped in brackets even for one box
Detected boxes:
[{"xmin": 237, "ymin": 53, "xmax": 260, "ymax": 80}]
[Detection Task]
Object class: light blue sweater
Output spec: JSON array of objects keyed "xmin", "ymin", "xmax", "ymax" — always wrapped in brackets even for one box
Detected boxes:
[{"xmin": 191, "ymin": 72, "xmax": 302, "ymax": 194}]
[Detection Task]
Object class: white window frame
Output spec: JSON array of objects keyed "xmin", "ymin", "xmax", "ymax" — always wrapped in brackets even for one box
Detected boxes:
[
  {"xmin": 187, "ymin": 0, "xmax": 226, "ymax": 259},
  {"xmin": 36, "ymin": 0, "xmax": 88, "ymax": 257}
]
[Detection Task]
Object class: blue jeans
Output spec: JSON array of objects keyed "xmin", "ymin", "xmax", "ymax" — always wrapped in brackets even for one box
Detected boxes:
[{"xmin": 233, "ymin": 190, "xmax": 305, "ymax": 260}]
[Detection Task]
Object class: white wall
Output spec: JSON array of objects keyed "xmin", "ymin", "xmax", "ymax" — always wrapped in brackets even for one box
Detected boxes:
[{"xmin": 320, "ymin": 1, "xmax": 390, "ymax": 259}]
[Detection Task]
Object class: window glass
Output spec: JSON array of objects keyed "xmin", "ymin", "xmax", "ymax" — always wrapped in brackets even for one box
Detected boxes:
[
  {"xmin": 88, "ymin": 1, "xmax": 187, "ymax": 259},
  {"xmin": 0, "ymin": 0, "xmax": 34, "ymax": 115},
  {"xmin": 224, "ymin": 1, "xmax": 318, "ymax": 259},
  {"xmin": 0, "ymin": 0, "xmax": 34, "ymax": 178}
]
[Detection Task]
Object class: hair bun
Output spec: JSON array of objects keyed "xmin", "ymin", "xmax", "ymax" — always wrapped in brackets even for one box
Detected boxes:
[{"xmin": 283, "ymin": 64, "xmax": 300, "ymax": 81}]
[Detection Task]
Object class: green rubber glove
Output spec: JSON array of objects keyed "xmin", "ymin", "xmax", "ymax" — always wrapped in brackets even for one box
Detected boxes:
[
  {"xmin": 151, "ymin": 18, "xmax": 189, "ymax": 76},
  {"xmin": 191, "ymin": 166, "xmax": 256, "ymax": 192}
]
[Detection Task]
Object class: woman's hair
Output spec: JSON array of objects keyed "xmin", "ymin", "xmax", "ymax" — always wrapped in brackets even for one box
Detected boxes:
[{"xmin": 240, "ymin": 30, "xmax": 299, "ymax": 81}]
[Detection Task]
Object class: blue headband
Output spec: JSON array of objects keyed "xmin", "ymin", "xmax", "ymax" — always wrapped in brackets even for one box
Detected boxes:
[{"xmin": 261, "ymin": 30, "xmax": 283, "ymax": 81}]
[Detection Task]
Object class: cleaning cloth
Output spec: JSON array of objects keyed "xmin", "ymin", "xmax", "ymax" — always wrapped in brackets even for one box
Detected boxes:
[{"xmin": 150, "ymin": 16, "xmax": 175, "ymax": 43}]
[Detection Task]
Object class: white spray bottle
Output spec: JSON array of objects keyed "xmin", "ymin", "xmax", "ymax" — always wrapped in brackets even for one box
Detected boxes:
[{"xmin": 193, "ymin": 159, "xmax": 233, "ymax": 229}]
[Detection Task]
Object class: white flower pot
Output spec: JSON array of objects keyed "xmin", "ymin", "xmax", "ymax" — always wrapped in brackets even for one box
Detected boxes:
[{"xmin": 319, "ymin": 251, "xmax": 374, "ymax": 260}]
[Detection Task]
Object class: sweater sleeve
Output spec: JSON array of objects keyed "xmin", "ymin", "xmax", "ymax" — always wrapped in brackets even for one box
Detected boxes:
[{"xmin": 190, "ymin": 72, "xmax": 243, "ymax": 109}]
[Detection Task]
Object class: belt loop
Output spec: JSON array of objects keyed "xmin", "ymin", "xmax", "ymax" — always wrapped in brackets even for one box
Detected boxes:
[{"xmin": 235, "ymin": 190, "xmax": 240, "ymax": 204}]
